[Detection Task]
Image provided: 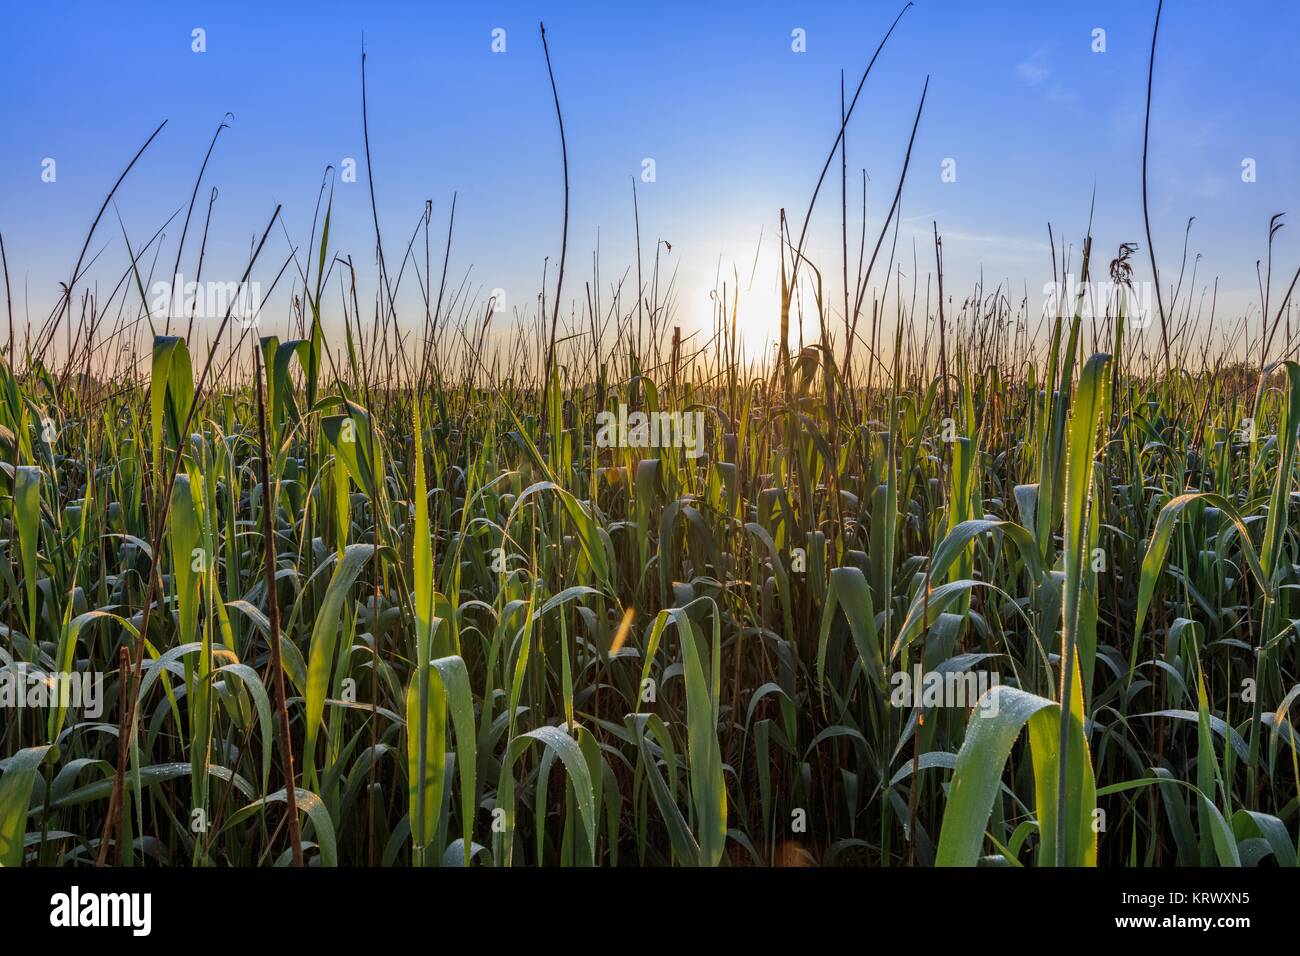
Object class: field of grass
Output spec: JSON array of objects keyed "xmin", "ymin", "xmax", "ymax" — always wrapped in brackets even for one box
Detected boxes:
[
  {"xmin": 2, "ymin": 245, "xmax": 1298, "ymax": 867},
  {"xmin": 1, "ymin": 13, "xmax": 1298, "ymax": 871}
]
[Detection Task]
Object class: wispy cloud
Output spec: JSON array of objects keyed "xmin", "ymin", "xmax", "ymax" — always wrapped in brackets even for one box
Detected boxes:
[
  {"xmin": 1017, "ymin": 46, "xmax": 1075, "ymax": 103},
  {"xmin": 1017, "ymin": 49, "xmax": 1050, "ymax": 86}
]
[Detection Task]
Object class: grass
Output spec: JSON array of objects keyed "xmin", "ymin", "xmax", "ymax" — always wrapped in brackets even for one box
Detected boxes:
[
  {"xmin": 1, "ymin": 13, "xmax": 1299, "ymax": 869},
  {"xmin": 3, "ymin": 272, "xmax": 1299, "ymax": 867}
]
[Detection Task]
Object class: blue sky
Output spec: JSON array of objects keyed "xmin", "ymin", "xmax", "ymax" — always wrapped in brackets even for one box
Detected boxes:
[{"xmin": 1, "ymin": 0, "xmax": 1297, "ymax": 357}]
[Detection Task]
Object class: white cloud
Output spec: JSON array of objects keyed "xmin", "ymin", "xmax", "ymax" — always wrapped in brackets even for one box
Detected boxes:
[{"xmin": 1017, "ymin": 60, "xmax": 1049, "ymax": 85}]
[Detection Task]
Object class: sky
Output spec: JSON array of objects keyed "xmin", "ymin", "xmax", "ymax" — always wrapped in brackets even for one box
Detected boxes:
[{"xmin": 1, "ymin": 0, "xmax": 1298, "ymax": 361}]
